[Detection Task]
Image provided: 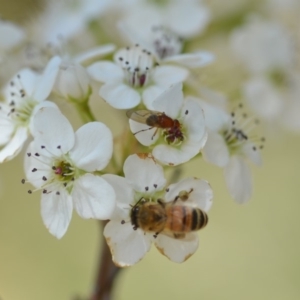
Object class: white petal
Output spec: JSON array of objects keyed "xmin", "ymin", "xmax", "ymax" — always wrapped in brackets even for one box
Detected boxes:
[
  {"xmin": 41, "ymin": 188, "xmax": 73, "ymax": 239},
  {"xmin": 195, "ymin": 98, "xmax": 230, "ymax": 131},
  {"xmin": 24, "ymin": 142, "xmax": 53, "ymax": 189},
  {"xmin": 166, "ymin": 0, "xmax": 210, "ymax": 38},
  {"xmin": 69, "ymin": 122, "xmax": 113, "ymax": 171},
  {"xmin": 33, "ymin": 56, "xmax": 62, "ymax": 101},
  {"xmin": 165, "ymin": 178, "xmax": 213, "ymax": 212},
  {"xmin": 5, "ymin": 69, "xmax": 38, "ymax": 101},
  {"xmin": 72, "ymin": 174, "xmax": 116, "ymax": 220},
  {"xmin": 102, "ymin": 174, "xmax": 135, "ymax": 219},
  {"xmin": 29, "ymin": 101, "xmax": 59, "ymax": 134},
  {"xmin": 152, "ymin": 65, "xmax": 189, "ymax": 86},
  {"xmin": 0, "ymin": 106, "xmax": 14, "ymax": 146},
  {"xmin": 32, "ymin": 107, "xmax": 74, "ymax": 156},
  {"xmin": 142, "ymin": 85, "xmax": 165, "ymax": 110},
  {"xmin": 155, "ymin": 233, "xmax": 199, "ymax": 263},
  {"xmin": 224, "ymin": 156, "xmax": 252, "ymax": 204},
  {"xmin": 74, "ymin": 44, "xmax": 116, "ymax": 65},
  {"xmin": 152, "ymin": 138, "xmax": 206, "ymax": 166},
  {"xmin": 104, "ymin": 221, "xmax": 152, "ymax": 267},
  {"xmin": 100, "ymin": 83, "xmax": 141, "ymax": 109},
  {"xmin": 181, "ymin": 98, "xmax": 206, "ymax": 142},
  {"xmin": 87, "ymin": 61, "xmax": 124, "ymax": 83},
  {"xmin": 242, "ymin": 143, "xmax": 262, "ymax": 166},
  {"xmin": 124, "ymin": 154, "xmax": 166, "ymax": 193},
  {"xmin": 202, "ymin": 131, "xmax": 229, "ymax": 167},
  {"xmin": 152, "ymin": 82, "xmax": 184, "ymax": 119},
  {"xmin": 243, "ymin": 77, "xmax": 283, "ymax": 120},
  {"xmin": 164, "ymin": 51, "xmax": 214, "ymax": 68},
  {"xmin": 0, "ymin": 126, "xmax": 28, "ymax": 163},
  {"xmin": 129, "ymin": 119, "xmax": 159, "ymax": 146}
]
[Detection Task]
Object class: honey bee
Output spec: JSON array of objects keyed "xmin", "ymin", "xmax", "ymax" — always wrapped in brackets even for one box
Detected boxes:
[
  {"xmin": 130, "ymin": 190, "xmax": 208, "ymax": 239},
  {"xmin": 126, "ymin": 109, "xmax": 184, "ymax": 142}
]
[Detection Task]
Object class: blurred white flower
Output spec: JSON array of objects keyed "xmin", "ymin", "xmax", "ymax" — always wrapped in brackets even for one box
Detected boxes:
[
  {"xmin": 88, "ymin": 45, "xmax": 188, "ymax": 109},
  {"xmin": 0, "ymin": 56, "xmax": 61, "ymax": 163},
  {"xmin": 27, "ymin": 0, "xmax": 110, "ymax": 46},
  {"xmin": 24, "ymin": 107, "xmax": 115, "ymax": 239},
  {"xmin": 103, "ymin": 154, "xmax": 213, "ymax": 267},
  {"xmin": 230, "ymin": 16, "xmax": 294, "ymax": 74},
  {"xmin": 200, "ymin": 101, "xmax": 263, "ymax": 203},
  {"xmin": 128, "ymin": 83, "xmax": 207, "ymax": 166},
  {"xmin": 118, "ymin": 0, "xmax": 210, "ymax": 39},
  {"xmin": 242, "ymin": 76, "xmax": 284, "ymax": 122},
  {"xmin": 119, "ymin": 24, "xmax": 214, "ymax": 69}
]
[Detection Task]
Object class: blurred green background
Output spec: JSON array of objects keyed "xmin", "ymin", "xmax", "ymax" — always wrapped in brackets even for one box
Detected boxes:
[{"xmin": 0, "ymin": 1, "xmax": 300, "ymax": 300}]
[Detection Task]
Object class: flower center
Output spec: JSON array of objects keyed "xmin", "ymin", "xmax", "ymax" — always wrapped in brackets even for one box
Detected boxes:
[
  {"xmin": 222, "ymin": 104, "xmax": 265, "ymax": 155},
  {"xmin": 53, "ymin": 159, "xmax": 75, "ymax": 182},
  {"xmin": 151, "ymin": 26, "xmax": 183, "ymax": 59},
  {"xmin": 116, "ymin": 45, "xmax": 154, "ymax": 88}
]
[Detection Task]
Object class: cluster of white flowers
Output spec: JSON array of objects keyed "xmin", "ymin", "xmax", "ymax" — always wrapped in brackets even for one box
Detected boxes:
[{"xmin": 4, "ymin": 0, "xmax": 293, "ymax": 268}]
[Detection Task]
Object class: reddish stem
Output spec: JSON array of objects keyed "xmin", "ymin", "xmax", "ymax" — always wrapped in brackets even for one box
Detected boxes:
[{"xmin": 90, "ymin": 221, "xmax": 121, "ymax": 300}]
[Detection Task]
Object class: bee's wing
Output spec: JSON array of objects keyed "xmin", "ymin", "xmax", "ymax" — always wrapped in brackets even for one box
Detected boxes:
[{"xmin": 126, "ymin": 109, "xmax": 161, "ymax": 124}]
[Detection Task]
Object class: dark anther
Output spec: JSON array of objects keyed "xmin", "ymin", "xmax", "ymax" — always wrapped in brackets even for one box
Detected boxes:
[
  {"xmin": 57, "ymin": 145, "xmax": 61, "ymax": 149},
  {"xmin": 119, "ymin": 57, "xmax": 123, "ymax": 61},
  {"xmin": 43, "ymin": 189, "xmax": 47, "ymax": 194},
  {"xmin": 56, "ymin": 191, "xmax": 60, "ymax": 195},
  {"xmin": 42, "ymin": 176, "xmax": 47, "ymax": 181},
  {"xmin": 27, "ymin": 153, "xmax": 31, "ymax": 157},
  {"xmin": 154, "ymin": 184, "xmax": 157, "ymax": 188},
  {"xmin": 63, "ymin": 183, "xmax": 67, "ymax": 187},
  {"xmin": 166, "ymin": 188, "xmax": 169, "ymax": 192},
  {"xmin": 28, "ymin": 190, "xmax": 32, "ymax": 194},
  {"xmin": 145, "ymin": 186, "xmax": 149, "ymax": 191},
  {"xmin": 32, "ymin": 168, "xmax": 37, "ymax": 172},
  {"xmin": 41, "ymin": 145, "xmax": 45, "ymax": 149},
  {"xmin": 35, "ymin": 153, "xmax": 40, "ymax": 156},
  {"xmin": 252, "ymin": 146, "xmax": 257, "ymax": 151},
  {"xmin": 121, "ymin": 220, "xmax": 125, "ymax": 224},
  {"xmin": 52, "ymin": 166, "xmax": 56, "ymax": 170},
  {"xmin": 21, "ymin": 179, "xmax": 25, "ymax": 184},
  {"xmin": 185, "ymin": 110, "xmax": 189, "ymax": 115}
]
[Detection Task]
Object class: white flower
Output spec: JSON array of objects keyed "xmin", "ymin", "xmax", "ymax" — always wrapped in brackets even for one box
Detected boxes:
[
  {"xmin": 103, "ymin": 154, "xmax": 213, "ymax": 267},
  {"xmin": 119, "ymin": 24, "xmax": 214, "ymax": 69},
  {"xmin": 23, "ymin": 107, "xmax": 115, "ymax": 239},
  {"xmin": 53, "ymin": 61, "xmax": 91, "ymax": 102},
  {"xmin": 0, "ymin": 56, "xmax": 61, "ymax": 163},
  {"xmin": 117, "ymin": 0, "xmax": 210, "ymax": 39},
  {"xmin": 230, "ymin": 16, "xmax": 294, "ymax": 74},
  {"xmin": 199, "ymin": 101, "xmax": 263, "ymax": 203},
  {"xmin": 128, "ymin": 83, "xmax": 207, "ymax": 166},
  {"xmin": 87, "ymin": 44, "xmax": 189, "ymax": 109}
]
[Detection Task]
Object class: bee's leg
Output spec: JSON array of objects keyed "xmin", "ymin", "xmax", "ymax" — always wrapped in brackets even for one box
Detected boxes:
[
  {"xmin": 173, "ymin": 233, "xmax": 185, "ymax": 239},
  {"xmin": 173, "ymin": 188, "xmax": 194, "ymax": 203},
  {"xmin": 157, "ymin": 199, "xmax": 165, "ymax": 207}
]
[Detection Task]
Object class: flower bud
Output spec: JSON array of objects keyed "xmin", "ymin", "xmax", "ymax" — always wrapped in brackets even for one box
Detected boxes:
[{"xmin": 54, "ymin": 62, "xmax": 91, "ymax": 102}]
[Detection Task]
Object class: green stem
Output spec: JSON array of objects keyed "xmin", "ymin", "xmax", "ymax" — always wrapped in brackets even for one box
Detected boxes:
[{"xmin": 73, "ymin": 101, "xmax": 96, "ymax": 123}]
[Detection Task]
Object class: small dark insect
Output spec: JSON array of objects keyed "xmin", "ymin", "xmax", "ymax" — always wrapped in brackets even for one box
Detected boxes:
[{"xmin": 126, "ymin": 109, "xmax": 184, "ymax": 143}]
